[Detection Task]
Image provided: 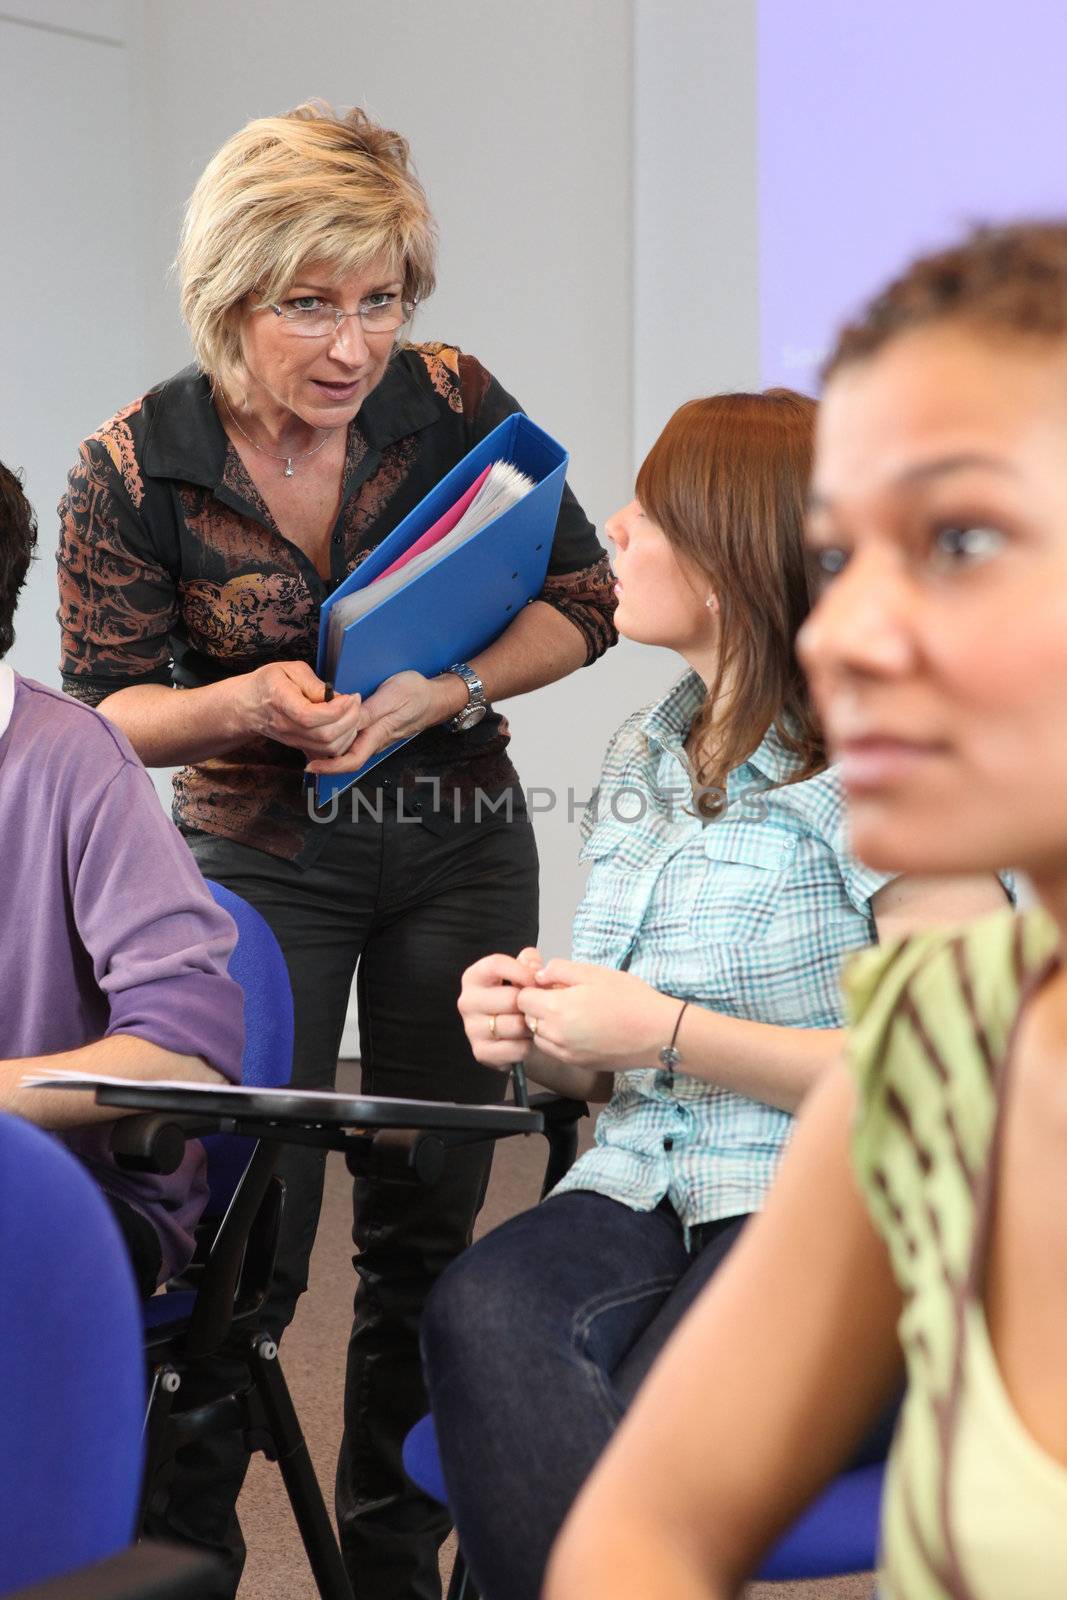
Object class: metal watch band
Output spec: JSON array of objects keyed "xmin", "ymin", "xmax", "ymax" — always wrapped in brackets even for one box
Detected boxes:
[{"xmin": 446, "ymin": 662, "xmax": 486, "ymax": 730}]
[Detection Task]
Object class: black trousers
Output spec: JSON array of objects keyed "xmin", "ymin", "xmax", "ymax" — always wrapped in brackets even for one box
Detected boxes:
[{"xmin": 159, "ymin": 792, "xmax": 538, "ymax": 1599}]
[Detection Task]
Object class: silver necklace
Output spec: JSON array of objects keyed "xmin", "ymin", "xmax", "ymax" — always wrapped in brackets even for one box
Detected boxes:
[{"xmin": 218, "ymin": 388, "xmax": 338, "ymax": 478}]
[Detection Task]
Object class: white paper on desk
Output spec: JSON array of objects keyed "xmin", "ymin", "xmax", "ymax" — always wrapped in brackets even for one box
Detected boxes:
[
  {"xmin": 21, "ymin": 1072, "xmax": 335, "ymax": 1096},
  {"xmin": 19, "ymin": 1072, "xmax": 510, "ymax": 1114}
]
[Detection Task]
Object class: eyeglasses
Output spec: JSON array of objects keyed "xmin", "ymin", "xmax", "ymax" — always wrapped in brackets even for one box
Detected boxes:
[{"xmin": 261, "ymin": 293, "xmax": 416, "ymax": 339}]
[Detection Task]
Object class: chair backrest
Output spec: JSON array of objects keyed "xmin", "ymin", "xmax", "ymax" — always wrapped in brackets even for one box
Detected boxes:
[
  {"xmin": 755, "ymin": 1460, "xmax": 886, "ymax": 1581},
  {"xmin": 201, "ymin": 880, "xmax": 294, "ymax": 1211},
  {"xmin": 0, "ymin": 1115, "xmax": 145, "ymax": 1593}
]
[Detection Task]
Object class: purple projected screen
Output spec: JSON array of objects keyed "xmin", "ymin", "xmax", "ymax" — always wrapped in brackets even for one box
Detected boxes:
[{"xmin": 758, "ymin": 1, "xmax": 1067, "ymax": 393}]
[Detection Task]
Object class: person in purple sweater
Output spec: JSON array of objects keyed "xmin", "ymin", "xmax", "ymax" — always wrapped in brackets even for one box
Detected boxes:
[{"xmin": 0, "ymin": 460, "xmax": 245, "ymax": 1294}]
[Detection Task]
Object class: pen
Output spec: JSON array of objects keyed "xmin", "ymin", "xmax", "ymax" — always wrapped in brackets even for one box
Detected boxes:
[
  {"xmin": 502, "ymin": 973, "xmax": 532, "ymax": 1110},
  {"xmin": 303, "ymin": 682, "xmax": 336, "ymax": 788},
  {"xmin": 511, "ymin": 1060, "xmax": 530, "ymax": 1110}
]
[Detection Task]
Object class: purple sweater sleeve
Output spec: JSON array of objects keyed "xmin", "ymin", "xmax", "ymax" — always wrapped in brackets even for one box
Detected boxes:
[{"xmin": 69, "ymin": 757, "xmax": 245, "ymax": 1080}]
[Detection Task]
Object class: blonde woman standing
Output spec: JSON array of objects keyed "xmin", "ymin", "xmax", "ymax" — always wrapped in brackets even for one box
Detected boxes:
[{"xmin": 57, "ymin": 103, "xmax": 616, "ymax": 1599}]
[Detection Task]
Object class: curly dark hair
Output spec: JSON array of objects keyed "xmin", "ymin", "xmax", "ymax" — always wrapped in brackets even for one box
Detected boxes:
[
  {"xmin": 0, "ymin": 461, "xmax": 38, "ymax": 660},
  {"xmin": 823, "ymin": 221, "xmax": 1067, "ymax": 382}
]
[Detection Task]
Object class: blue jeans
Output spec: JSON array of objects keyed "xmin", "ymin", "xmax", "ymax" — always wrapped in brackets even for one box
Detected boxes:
[{"xmin": 420, "ymin": 1190, "xmax": 749, "ymax": 1600}]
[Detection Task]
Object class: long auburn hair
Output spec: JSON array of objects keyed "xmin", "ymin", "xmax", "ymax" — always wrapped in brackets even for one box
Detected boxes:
[{"xmin": 635, "ymin": 389, "xmax": 825, "ymax": 802}]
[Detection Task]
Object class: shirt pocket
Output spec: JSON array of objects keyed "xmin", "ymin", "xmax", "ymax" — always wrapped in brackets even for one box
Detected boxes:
[
  {"xmin": 573, "ymin": 816, "xmax": 666, "ymax": 966},
  {"xmin": 578, "ymin": 810, "xmax": 681, "ymax": 873},
  {"xmin": 693, "ymin": 821, "xmax": 798, "ymax": 946},
  {"xmin": 578, "ymin": 815, "xmax": 630, "ymax": 866}
]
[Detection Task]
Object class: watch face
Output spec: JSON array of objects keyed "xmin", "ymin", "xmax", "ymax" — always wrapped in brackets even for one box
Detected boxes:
[{"xmin": 456, "ymin": 702, "xmax": 487, "ymax": 730}]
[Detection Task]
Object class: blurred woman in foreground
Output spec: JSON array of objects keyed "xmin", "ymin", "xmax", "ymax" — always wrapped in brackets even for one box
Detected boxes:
[{"xmin": 547, "ymin": 222, "xmax": 1067, "ymax": 1600}]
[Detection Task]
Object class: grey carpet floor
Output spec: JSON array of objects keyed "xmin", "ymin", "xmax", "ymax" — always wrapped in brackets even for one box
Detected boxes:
[{"xmin": 237, "ymin": 1061, "xmax": 873, "ymax": 1600}]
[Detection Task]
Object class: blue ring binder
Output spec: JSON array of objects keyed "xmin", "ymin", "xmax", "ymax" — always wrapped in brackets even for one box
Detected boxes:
[{"xmin": 313, "ymin": 411, "xmax": 570, "ymax": 807}]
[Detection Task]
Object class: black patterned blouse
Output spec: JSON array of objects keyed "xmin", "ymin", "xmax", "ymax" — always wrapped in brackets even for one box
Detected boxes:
[{"xmin": 57, "ymin": 343, "xmax": 617, "ymax": 863}]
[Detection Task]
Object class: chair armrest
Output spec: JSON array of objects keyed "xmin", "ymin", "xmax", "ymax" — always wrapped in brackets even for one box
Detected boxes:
[
  {"xmin": 528, "ymin": 1094, "xmax": 589, "ymax": 1196},
  {"xmin": 110, "ymin": 1114, "xmax": 218, "ymax": 1175},
  {"xmin": 528, "ymin": 1092, "xmax": 589, "ymax": 1123},
  {"xmin": 344, "ymin": 1127, "xmax": 451, "ymax": 1187},
  {"xmin": 6, "ymin": 1542, "xmax": 230, "ymax": 1600},
  {"xmin": 410, "ymin": 1092, "xmax": 588, "ymax": 1198}
]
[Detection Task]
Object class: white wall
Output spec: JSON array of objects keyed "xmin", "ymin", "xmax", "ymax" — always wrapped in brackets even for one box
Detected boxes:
[
  {"xmin": 2, "ymin": 0, "xmax": 758, "ymax": 1056},
  {"xmin": 633, "ymin": 0, "xmax": 760, "ymax": 460},
  {"xmin": 0, "ymin": 1, "xmax": 146, "ymax": 689}
]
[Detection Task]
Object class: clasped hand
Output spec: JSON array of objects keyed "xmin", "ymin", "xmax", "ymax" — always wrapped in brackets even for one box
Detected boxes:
[
  {"xmin": 238, "ymin": 662, "xmax": 447, "ymax": 774},
  {"xmin": 458, "ymin": 948, "xmax": 677, "ymax": 1071}
]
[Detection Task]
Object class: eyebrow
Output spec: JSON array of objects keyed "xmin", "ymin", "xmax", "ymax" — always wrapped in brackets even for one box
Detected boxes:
[
  {"xmin": 807, "ymin": 452, "xmax": 1018, "ymax": 513},
  {"xmin": 289, "ymin": 279, "xmax": 404, "ymax": 296}
]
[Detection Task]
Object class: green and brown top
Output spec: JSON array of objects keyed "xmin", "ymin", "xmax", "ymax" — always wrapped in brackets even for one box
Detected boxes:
[{"xmin": 845, "ymin": 906, "xmax": 1066, "ymax": 1600}]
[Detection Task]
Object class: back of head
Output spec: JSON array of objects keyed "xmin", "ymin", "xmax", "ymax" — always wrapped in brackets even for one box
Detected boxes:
[
  {"xmin": 637, "ymin": 389, "xmax": 823, "ymax": 792},
  {"xmin": 0, "ymin": 461, "xmax": 38, "ymax": 661},
  {"xmin": 824, "ymin": 221, "xmax": 1067, "ymax": 380},
  {"xmin": 178, "ymin": 100, "xmax": 438, "ymax": 387}
]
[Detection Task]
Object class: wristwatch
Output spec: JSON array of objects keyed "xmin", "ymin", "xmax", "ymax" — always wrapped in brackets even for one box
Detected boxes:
[{"xmin": 446, "ymin": 662, "xmax": 487, "ymax": 731}]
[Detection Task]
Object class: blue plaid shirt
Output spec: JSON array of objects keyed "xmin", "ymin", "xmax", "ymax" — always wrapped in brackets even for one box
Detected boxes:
[{"xmin": 552, "ymin": 671, "xmax": 893, "ymax": 1226}]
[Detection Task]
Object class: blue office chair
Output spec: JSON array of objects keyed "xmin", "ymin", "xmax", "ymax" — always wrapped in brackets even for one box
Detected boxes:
[
  {"xmin": 125, "ymin": 881, "xmax": 355, "ymax": 1600},
  {"xmin": 0, "ymin": 1113, "xmax": 145, "ymax": 1593},
  {"xmin": 753, "ymin": 1460, "xmax": 885, "ymax": 1580},
  {"xmin": 403, "ymin": 1416, "xmax": 884, "ymax": 1594},
  {"xmin": 0, "ymin": 1115, "xmax": 226, "ymax": 1599},
  {"xmin": 138, "ymin": 879, "xmax": 295, "ymax": 1352}
]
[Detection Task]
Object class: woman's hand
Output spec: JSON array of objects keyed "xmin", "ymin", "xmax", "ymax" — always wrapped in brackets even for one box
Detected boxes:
[
  {"xmin": 304, "ymin": 670, "xmax": 461, "ymax": 776},
  {"xmin": 458, "ymin": 948, "xmax": 544, "ymax": 1070},
  {"xmin": 231, "ymin": 661, "xmax": 364, "ymax": 760},
  {"xmin": 517, "ymin": 960, "xmax": 679, "ymax": 1071}
]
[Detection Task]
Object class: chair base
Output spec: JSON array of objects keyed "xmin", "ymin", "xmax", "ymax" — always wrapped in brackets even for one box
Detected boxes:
[{"xmin": 142, "ymin": 1333, "xmax": 353, "ymax": 1600}]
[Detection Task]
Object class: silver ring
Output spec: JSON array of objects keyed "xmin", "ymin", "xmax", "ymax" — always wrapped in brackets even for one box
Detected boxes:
[
  {"xmin": 488, "ymin": 1013, "xmax": 497, "ymax": 1040},
  {"xmin": 528, "ymin": 1016, "xmax": 539, "ymax": 1037}
]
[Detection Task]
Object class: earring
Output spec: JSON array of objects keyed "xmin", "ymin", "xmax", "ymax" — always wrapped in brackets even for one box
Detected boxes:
[{"xmin": 705, "ymin": 596, "xmax": 717, "ymax": 612}]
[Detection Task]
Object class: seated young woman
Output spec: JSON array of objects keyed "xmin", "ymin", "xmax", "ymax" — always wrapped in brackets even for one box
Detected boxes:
[
  {"xmin": 545, "ymin": 221, "xmax": 1067, "ymax": 1600},
  {"xmin": 419, "ymin": 388, "xmax": 1006, "ymax": 1600}
]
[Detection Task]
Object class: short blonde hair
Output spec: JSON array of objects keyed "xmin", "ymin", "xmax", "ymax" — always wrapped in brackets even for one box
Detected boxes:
[{"xmin": 178, "ymin": 101, "xmax": 438, "ymax": 384}]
